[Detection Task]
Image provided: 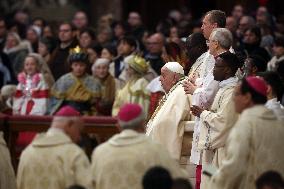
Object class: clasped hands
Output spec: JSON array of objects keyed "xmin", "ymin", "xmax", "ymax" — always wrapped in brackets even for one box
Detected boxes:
[
  {"xmin": 182, "ymin": 73, "xmax": 199, "ymax": 95},
  {"xmin": 190, "ymin": 105, "xmax": 204, "ymax": 118}
]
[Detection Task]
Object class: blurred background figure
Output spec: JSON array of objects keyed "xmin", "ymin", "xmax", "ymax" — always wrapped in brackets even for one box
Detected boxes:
[
  {"xmin": 92, "ymin": 58, "xmax": 115, "ymax": 116},
  {"xmin": 112, "ymin": 55, "xmax": 150, "ymax": 116}
]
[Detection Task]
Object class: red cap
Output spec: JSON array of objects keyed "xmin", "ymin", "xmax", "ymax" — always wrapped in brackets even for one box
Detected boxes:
[
  {"xmin": 246, "ymin": 76, "xmax": 268, "ymax": 97},
  {"xmin": 117, "ymin": 103, "xmax": 142, "ymax": 122},
  {"xmin": 55, "ymin": 106, "xmax": 81, "ymax": 116}
]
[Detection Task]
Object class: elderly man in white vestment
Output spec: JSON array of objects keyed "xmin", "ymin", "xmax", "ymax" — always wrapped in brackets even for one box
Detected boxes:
[
  {"xmin": 0, "ymin": 131, "xmax": 17, "ymax": 189},
  {"xmin": 190, "ymin": 52, "xmax": 241, "ymax": 189},
  {"xmin": 191, "ymin": 52, "xmax": 241, "ymax": 167},
  {"xmin": 146, "ymin": 62, "xmax": 191, "ymax": 161},
  {"xmin": 17, "ymin": 106, "xmax": 93, "ymax": 189},
  {"xmin": 91, "ymin": 103, "xmax": 187, "ymax": 189},
  {"xmin": 207, "ymin": 76, "xmax": 284, "ymax": 189}
]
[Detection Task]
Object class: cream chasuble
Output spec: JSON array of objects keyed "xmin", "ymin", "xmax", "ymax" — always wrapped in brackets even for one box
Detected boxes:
[
  {"xmin": 146, "ymin": 78, "xmax": 191, "ymax": 161},
  {"xmin": 91, "ymin": 129, "xmax": 187, "ymax": 189},
  {"xmin": 17, "ymin": 130, "xmax": 93, "ymax": 189},
  {"xmin": 198, "ymin": 77, "xmax": 239, "ymax": 167},
  {"xmin": 208, "ymin": 105, "xmax": 284, "ymax": 189}
]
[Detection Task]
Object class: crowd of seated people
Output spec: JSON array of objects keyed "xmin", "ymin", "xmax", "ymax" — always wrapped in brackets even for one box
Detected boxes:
[{"xmin": 0, "ymin": 4, "xmax": 284, "ymax": 189}]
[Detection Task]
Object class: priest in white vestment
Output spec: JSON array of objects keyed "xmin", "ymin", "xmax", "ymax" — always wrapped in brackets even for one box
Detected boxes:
[
  {"xmin": 0, "ymin": 131, "xmax": 16, "ymax": 189},
  {"xmin": 17, "ymin": 106, "xmax": 93, "ymax": 189},
  {"xmin": 208, "ymin": 77, "xmax": 284, "ymax": 189},
  {"xmin": 146, "ymin": 62, "xmax": 191, "ymax": 161},
  {"xmin": 191, "ymin": 52, "xmax": 241, "ymax": 168},
  {"xmin": 91, "ymin": 103, "xmax": 187, "ymax": 189}
]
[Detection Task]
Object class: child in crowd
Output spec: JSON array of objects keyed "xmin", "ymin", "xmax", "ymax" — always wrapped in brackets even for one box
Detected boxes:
[
  {"xmin": 13, "ymin": 54, "xmax": 49, "ymax": 115},
  {"xmin": 13, "ymin": 53, "xmax": 49, "ymax": 152}
]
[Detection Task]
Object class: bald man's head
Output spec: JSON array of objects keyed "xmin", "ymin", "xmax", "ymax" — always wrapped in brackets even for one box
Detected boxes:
[
  {"xmin": 147, "ymin": 33, "xmax": 165, "ymax": 54},
  {"xmin": 51, "ymin": 116, "xmax": 84, "ymax": 143}
]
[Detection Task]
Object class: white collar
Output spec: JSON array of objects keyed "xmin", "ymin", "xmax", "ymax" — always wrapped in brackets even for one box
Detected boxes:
[
  {"xmin": 109, "ymin": 129, "xmax": 146, "ymax": 146},
  {"xmin": 219, "ymin": 77, "xmax": 238, "ymax": 88},
  {"xmin": 265, "ymin": 98, "xmax": 281, "ymax": 108}
]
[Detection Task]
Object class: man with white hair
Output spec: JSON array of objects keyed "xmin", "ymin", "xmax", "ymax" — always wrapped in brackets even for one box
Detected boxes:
[
  {"xmin": 92, "ymin": 103, "xmax": 186, "ymax": 189},
  {"xmin": 17, "ymin": 106, "xmax": 93, "ymax": 189},
  {"xmin": 146, "ymin": 62, "xmax": 191, "ymax": 161}
]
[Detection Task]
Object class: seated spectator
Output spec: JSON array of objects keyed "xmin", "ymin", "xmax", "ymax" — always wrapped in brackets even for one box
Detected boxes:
[
  {"xmin": 112, "ymin": 55, "xmax": 150, "ymax": 116},
  {"xmin": 0, "ymin": 131, "xmax": 16, "ymax": 189},
  {"xmin": 241, "ymin": 26, "xmax": 271, "ymax": 63},
  {"xmin": 3, "ymin": 32, "xmax": 30, "ymax": 76},
  {"xmin": 26, "ymin": 25, "xmax": 41, "ymax": 52},
  {"xmin": 239, "ymin": 54, "xmax": 267, "ymax": 78},
  {"xmin": 144, "ymin": 33, "xmax": 165, "ymax": 75},
  {"xmin": 86, "ymin": 44, "xmax": 102, "ymax": 65},
  {"xmin": 13, "ymin": 54, "xmax": 49, "ymax": 152},
  {"xmin": 48, "ymin": 22, "xmax": 78, "ymax": 80},
  {"xmin": 30, "ymin": 52, "xmax": 55, "ymax": 88},
  {"xmin": 110, "ymin": 36, "xmax": 137, "ymax": 90},
  {"xmin": 72, "ymin": 10, "xmax": 89, "ymax": 35},
  {"xmin": 42, "ymin": 25, "xmax": 55, "ymax": 38},
  {"xmin": 38, "ymin": 37, "xmax": 57, "ymax": 64},
  {"xmin": 92, "ymin": 58, "xmax": 116, "ymax": 115},
  {"xmin": 128, "ymin": 11, "xmax": 145, "ymax": 44},
  {"xmin": 91, "ymin": 104, "xmax": 186, "ymax": 189},
  {"xmin": 112, "ymin": 21, "xmax": 130, "ymax": 45},
  {"xmin": 258, "ymin": 71, "xmax": 284, "ymax": 121},
  {"xmin": 256, "ymin": 171, "xmax": 284, "ymax": 189},
  {"xmin": 259, "ymin": 24, "xmax": 274, "ymax": 56},
  {"xmin": 143, "ymin": 166, "xmax": 173, "ymax": 189},
  {"xmin": 49, "ymin": 46, "xmax": 101, "ymax": 115},
  {"xmin": 96, "ymin": 26, "xmax": 112, "ymax": 47},
  {"xmin": 267, "ymin": 36, "xmax": 284, "ymax": 72},
  {"xmin": 101, "ymin": 44, "xmax": 117, "ymax": 61},
  {"xmin": 32, "ymin": 17, "xmax": 46, "ymax": 31},
  {"xmin": 17, "ymin": 106, "xmax": 93, "ymax": 189},
  {"xmin": 236, "ymin": 15, "xmax": 255, "ymax": 40},
  {"xmin": 13, "ymin": 54, "xmax": 49, "ymax": 115},
  {"xmin": 168, "ymin": 26, "xmax": 180, "ymax": 43},
  {"xmin": 79, "ymin": 28, "xmax": 96, "ymax": 49}
]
